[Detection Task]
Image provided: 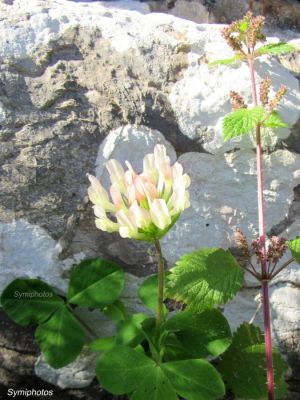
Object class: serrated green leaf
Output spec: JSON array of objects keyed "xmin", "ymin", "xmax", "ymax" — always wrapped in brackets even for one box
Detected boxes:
[
  {"xmin": 219, "ymin": 323, "xmax": 288, "ymax": 399},
  {"xmin": 67, "ymin": 258, "xmax": 124, "ymax": 309},
  {"xmin": 258, "ymin": 42, "xmax": 297, "ymax": 56},
  {"xmin": 208, "ymin": 55, "xmax": 240, "ymax": 68},
  {"xmin": 96, "ymin": 346, "xmax": 225, "ymax": 400},
  {"xmin": 89, "ymin": 336, "xmax": 116, "ymax": 352},
  {"xmin": 0, "ymin": 279, "xmax": 63, "ymax": 327},
  {"xmin": 35, "ymin": 305, "xmax": 85, "ymax": 368},
  {"xmin": 167, "ymin": 248, "xmax": 243, "ymax": 312},
  {"xmin": 288, "ymin": 236, "xmax": 300, "ymax": 264},
  {"xmin": 138, "ymin": 273, "xmax": 168, "ymax": 313},
  {"xmin": 263, "ymin": 111, "xmax": 288, "ymax": 128},
  {"xmin": 164, "ymin": 309, "xmax": 232, "ymax": 358},
  {"xmin": 115, "ymin": 313, "xmax": 148, "ymax": 347},
  {"xmin": 222, "ymin": 106, "xmax": 265, "ymax": 142}
]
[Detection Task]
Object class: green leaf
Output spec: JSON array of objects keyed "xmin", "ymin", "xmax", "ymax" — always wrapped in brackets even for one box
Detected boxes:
[
  {"xmin": 116, "ymin": 313, "xmax": 148, "ymax": 347},
  {"xmin": 219, "ymin": 323, "xmax": 288, "ymax": 399},
  {"xmin": 0, "ymin": 279, "xmax": 63, "ymax": 326},
  {"xmin": 130, "ymin": 366, "xmax": 178, "ymax": 400},
  {"xmin": 288, "ymin": 236, "xmax": 300, "ymax": 264},
  {"xmin": 96, "ymin": 346, "xmax": 155, "ymax": 395},
  {"xmin": 163, "ymin": 333, "xmax": 192, "ymax": 362},
  {"xmin": 222, "ymin": 106, "xmax": 265, "ymax": 142},
  {"xmin": 103, "ymin": 300, "xmax": 128, "ymax": 321},
  {"xmin": 208, "ymin": 55, "xmax": 240, "ymax": 68},
  {"xmin": 138, "ymin": 274, "xmax": 168, "ymax": 313},
  {"xmin": 162, "ymin": 359, "xmax": 225, "ymax": 400},
  {"xmin": 263, "ymin": 111, "xmax": 288, "ymax": 128},
  {"xmin": 258, "ymin": 42, "xmax": 297, "ymax": 56},
  {"xmin": 164, "ymin": 309, "xmax": 232, "ymax": 358},
  {"xmin": 96, "ymin": 346, "xmax": 225, "ymax": 400},
  {"xmin": 67, "ymin": 258, "xmax": 124, "ymax": 309},
  {"xmin": 167, "ymin": 248, "xmax": 243, "ymax": 312},
  {"xmin": 89, "ymin": 336, "xmax": 116, "ymax": 352},
  {"xmin": 35, "ymin": 305, "xmax": 85, "ymax": 368}
]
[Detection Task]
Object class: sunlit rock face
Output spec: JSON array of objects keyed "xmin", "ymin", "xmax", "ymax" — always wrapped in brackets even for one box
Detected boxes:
[{"xmin": 0, "ymin": 0, "xmax": 299, "ymax": 396}]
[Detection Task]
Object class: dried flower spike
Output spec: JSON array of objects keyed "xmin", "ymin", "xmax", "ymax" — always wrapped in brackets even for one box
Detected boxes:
[
  {"xmin": 235, "ymin": 229, "xmax": 250, "ymax": 257},
  {"xmin": 268, "ymin": 85, "xmax": 287, "ymax": 112},
  {"xmin": 230, "ymin": 91, "xmax": 248, "ymax": 111},
  {"xmin": 259, "ymin": 77, "xmax": 271, "ymax": 105}
]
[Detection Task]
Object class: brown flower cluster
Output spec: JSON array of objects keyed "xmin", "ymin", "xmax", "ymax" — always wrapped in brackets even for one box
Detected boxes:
[
  {"xmin": 230, "ymin": 91, "xmax": 248, "ymax": 111},
  {"xmin": 259, "ymin": 77, "xmax": 271, "ymax": 105},
  {"xmin": 268, "ymin": 85, "xmax": 287, "ymax": 112},
  {"xmin": 235, "ymin": 229, "xmax": 251, "ymax": 257},
  {"xmin": 221, "ymin": 12, "xmax": 266, "ymax": 54},
  {"xmin": 266, "ymin": 236, "xmax": 288, "ymax": 263}
]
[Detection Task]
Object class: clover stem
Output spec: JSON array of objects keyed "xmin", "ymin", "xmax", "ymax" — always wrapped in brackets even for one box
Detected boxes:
[
  {"xmin": 154, "ymin": 239, "xmax": 165, "ymax": 337},
  {"xmin": 248, "ymin": 57, "xmax": 275, "ymax": 400}
]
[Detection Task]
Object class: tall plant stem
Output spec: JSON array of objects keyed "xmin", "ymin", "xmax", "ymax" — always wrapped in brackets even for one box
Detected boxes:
[
  {"xmin": 249, "ymin": 57, "xmax": 275, "ymax": 400},
  {"xmin": 154, "ymin": 240, "xmax": 165, "ymax": 336}
]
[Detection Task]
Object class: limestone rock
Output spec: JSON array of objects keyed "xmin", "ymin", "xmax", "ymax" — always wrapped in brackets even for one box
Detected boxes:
[
  {"xmin": 161, "ymin": 149, "xmax": 300, "ymax": 264},
  {"xmin": 0, "ymin": 219, "xmax": 66, "ymax": 293}
]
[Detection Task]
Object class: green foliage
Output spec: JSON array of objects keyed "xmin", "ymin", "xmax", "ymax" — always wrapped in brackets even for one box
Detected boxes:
[
  {"xmin": 0, "ymin": 279, "xmax": 63, "ymax": 326},
  {"xmin": 288, "ymin": 236, "xmax": 300, "ymax": 264},
  {"xmin": 257, "ymin": 42, "xmax": 297, "ymax": 56},
  {"xmin": 138, "ymin": 273, "xmax": 168, "ymax": 313},
  {"xmin": 35, "ymin": 305, "xmax": 85, "ymax": 368},
  {"xmin": 164, "ymin": 309, "xmax": 232, "ymax": 358},
  {"xmin": 115, "ymin": 313, "xmax": 148, "ymax": 347},
  {"xmin": 67, "ymin": 258, "xmax": 124, "ymax": 309},
  {"xmin": 219, "ymin": 323, "xmax": 288, "ymax": 399},
  {"xmin": 89, "ymin": 336, "xmax": 116, "ymax": 352},
  {"xmin": 167, "ymin": 248, "xmax": 243, "ymax": 312},
  {"xmin": 222, "ymin": 106, "xmax": 265, "ymax": 142},
  {"xmin": 209, "ymin": 55, "xmax": 240, "ymax": 68},
  {"xmin": 103, "ymin": 300, "xmax": 128, "ymax": 321},
  {"xmin": 96, "ymin": 346, "xmax": 225, "ymax": 400},
  {"xmin": 263, "ymin": 111, "xmax": 288, "ymax": 128}
]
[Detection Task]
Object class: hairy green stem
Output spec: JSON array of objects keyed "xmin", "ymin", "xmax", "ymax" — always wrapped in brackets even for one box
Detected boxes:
[
  {"xmin": 249, "ymin": 57, "xmax": 275, "ymax": 400},
  {"xmin": 154, "ymin": 240, "xmax": 165, "ymax": 337}
]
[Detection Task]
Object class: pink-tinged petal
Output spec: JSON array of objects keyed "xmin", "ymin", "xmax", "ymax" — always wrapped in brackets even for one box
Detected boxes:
[
  {"xmin": 125, "ymin": 160, "xmax": 136, "ymax": 175},
  {"xmin": 143, "ymin": 153, "xmax": 158, "ymax": 184},
  {"xmin": 87, "ymin": 174, "xmax": 109, "ymax": 204},
  {"xmin": 150, "ymin": 199, "xmax": 171, "ymax": 230},
  {"xmin": 127, "ymin": 184, "xmax": 137, "ymax": 205},
  {"xmin": 116, "ymin": 209, "xmax": 138, "ymax": 233},
  {"xmin": 130, "ymin": 201, "xmax": 151, "ymax": 228},
  {"xmin": 106, "ymin": 159, "xmax": 125, "ymax": 188},
  {"xmin": 133, "ymin": 176, "xmax": 146, "ymax": 202},
  {"xmin": 125, "ymin": 170, "xmax": 134, "ymax": 185},
  {"xmin": 144, "ymin": 182, "xmax": 158, "ymax": 201},
  {"xmin": 172, "ymin": 162, "xmax": 183, "ymax": 179},
  {"xmin": 154, "ymin": 144, "xmax": 172, "ymax": 179},
  {"xmin": 110, "ymin": 184, "xmax": 124, "ymax": 209},
  {"xmin": 87, "ymin": 174, "xmax": 116, "ymax": 211}
]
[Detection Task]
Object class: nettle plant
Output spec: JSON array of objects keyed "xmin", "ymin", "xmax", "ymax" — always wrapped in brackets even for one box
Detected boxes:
[{"xmin": 1, "ymin": 12, "xmax": 299, "ymax": 400}]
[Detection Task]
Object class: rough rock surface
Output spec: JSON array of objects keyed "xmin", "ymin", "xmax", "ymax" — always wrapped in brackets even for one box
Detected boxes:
[{"xmin": 0, "ymin": 0, "xmax": 299, "ymax": 397}]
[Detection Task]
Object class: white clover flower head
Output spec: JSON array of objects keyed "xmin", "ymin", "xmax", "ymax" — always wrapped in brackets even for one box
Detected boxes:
[{"xmin": 87, "ymin": 144, "xmax": 190, "ymax": 242}]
